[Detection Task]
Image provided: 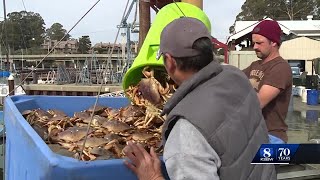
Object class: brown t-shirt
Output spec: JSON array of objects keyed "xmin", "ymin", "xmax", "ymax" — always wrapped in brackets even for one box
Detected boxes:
[{"xmin": 243, "ymin": 57, "xmax": 292, "ymax": 142}]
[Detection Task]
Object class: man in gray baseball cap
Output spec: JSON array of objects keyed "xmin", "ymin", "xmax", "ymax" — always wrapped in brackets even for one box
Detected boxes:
[
  {"xmin": 156, "ymin": 17, "xmax": 211, "ymax": 60},
  {"xmin": 124, "ymin": 17, "xmax": 275, "ymax": 180}
]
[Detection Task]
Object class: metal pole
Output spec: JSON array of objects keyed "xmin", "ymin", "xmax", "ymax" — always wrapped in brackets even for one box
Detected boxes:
[
  {"xmin": 138, "ymin": 0, "xmax": 150, "ymax": 52},
  {"xmin": 3, "ymin": 0, "xmax": 10, "ymax": 72},
  {"xmin": 8, "ymin": 74, "xmax": 14, "ymax": 95},
  {"xmin": 32, "ymin": 66, "xmax": 37, "ymax": 84},
  {"xmin": 21, "ymin": 48, "xmax": 23, "ymax": 70},
  {"xmin": 126, "ymin": 26, "xmax": 131, "ymax": 67},
  {"xmin": 0, "ymin": 44, "xmax": 2, "ymax": 70}
]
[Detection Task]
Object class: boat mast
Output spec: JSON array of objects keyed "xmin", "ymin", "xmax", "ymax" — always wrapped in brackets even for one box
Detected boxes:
[{"xmin": 2, "ymin": 0, "xmax": 10, "ymax": 71}]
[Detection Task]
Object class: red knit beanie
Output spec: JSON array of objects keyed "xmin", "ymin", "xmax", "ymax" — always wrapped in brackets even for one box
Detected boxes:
[{"xmin": 252, "ymin": 20, "xmax": 282, "ymax": 44}]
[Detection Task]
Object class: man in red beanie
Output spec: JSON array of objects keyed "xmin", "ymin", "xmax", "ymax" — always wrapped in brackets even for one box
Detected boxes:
[{"xmin": 243, "ymin": 19, "xmax": 292, "ymax": 144}]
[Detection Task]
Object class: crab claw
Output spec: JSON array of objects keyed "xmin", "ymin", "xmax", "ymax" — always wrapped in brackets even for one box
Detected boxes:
[{"xmin": 142, "ymin": 66, "xmax": 154, "ymax": 78}]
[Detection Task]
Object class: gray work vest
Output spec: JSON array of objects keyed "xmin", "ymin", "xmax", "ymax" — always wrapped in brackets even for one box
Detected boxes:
[{"xmin": 162, "ymin": 61, "xmax": 276, "ymax": 180}]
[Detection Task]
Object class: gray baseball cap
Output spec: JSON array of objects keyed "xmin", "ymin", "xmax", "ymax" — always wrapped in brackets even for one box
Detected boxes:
[{"xmin": 156, "ymin": 17, "xmax": 211, "ymax": 60}]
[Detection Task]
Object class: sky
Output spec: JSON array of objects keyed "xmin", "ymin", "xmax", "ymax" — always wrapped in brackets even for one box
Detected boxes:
[{"xmin": 1, "ymin": 0, "xmax": 245, "ymax": 45}]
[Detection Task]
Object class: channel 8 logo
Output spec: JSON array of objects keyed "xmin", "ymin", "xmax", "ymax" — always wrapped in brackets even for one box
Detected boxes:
[
  {"xmin": 277, "ymin": 148, "xmax": 291, "ymax": 161},
  {"xmin": 259, "ymin": 148, "xmax": 274, "ymax": 162}
]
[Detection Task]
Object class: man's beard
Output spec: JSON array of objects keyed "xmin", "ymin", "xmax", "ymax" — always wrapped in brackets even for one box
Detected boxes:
[{"xmin": 255, "ymin": 51, "xmax": 265, "ymax": 59}]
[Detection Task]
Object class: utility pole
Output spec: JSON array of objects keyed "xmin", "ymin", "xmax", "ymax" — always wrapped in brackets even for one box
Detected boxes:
[
  {"xmin": 138, "ymin": 0, "xmax": 150, "ymax": 52},
  {"xmin": 3, "ymin": 0, "xmax": 10, "ymax": 71},
  {"xmin": 126, "ymin": 25, "xmax": 131, "ymax": 67},
  {"xmin": 181, "ymin": 0, "xmax": 203, "ymax": 9}
]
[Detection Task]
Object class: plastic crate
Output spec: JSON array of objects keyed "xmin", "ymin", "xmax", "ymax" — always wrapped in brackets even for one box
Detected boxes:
[{"xmin": 4, "ymin": 95, "xmax": 167, "ymax": 180}]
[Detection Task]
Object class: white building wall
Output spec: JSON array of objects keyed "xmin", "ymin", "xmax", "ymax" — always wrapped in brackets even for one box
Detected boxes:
[{"xmin": 228, "ymin": 51, "xmax": 257, "ymax": 70}]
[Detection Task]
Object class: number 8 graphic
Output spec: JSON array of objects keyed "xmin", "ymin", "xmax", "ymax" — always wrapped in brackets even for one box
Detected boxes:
[{"xmin": 263, "ymin": 148, "xmax": 271, "ymax": 158}]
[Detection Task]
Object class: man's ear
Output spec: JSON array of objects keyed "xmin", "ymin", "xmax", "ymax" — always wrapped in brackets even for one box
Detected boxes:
[
  {"xmin": 271, "ymin": 41, "xmax": 278, "ymax": 47},
  {"xmin": 164, "ymin": 53, "xmax": 177, "ymax": 74}
]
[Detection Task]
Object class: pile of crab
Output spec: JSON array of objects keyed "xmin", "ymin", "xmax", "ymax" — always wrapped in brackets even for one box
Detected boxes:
[{"xmin": 22, "ymin": 66, "xmax": 176, "ymax": 161}]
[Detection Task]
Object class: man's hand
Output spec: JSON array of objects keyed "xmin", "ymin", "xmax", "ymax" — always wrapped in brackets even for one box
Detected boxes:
[{"xmin": 123, "ymin": 141, "xmax": 164, "ymax": 180}]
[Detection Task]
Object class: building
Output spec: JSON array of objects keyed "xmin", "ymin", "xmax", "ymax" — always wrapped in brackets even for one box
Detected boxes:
[
  {"xmin": 92, "ymin": 42, "xmax": 137, "ymax": 54},
  {"xmin": 280, "ymin": 36, "xmax": 320, "ymax": 75},
  {"xmin": 41, "ymin": 39, "xmax": 79, "ymax": 54}
]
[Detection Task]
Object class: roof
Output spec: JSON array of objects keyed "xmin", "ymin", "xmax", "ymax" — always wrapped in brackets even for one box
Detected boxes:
[
  {"xmin": 227, "ymin": 18, "xmax": 320, "ymax": 44},
  {"xmin": 92, "ymin": 42, "xmax": 122, "ymax": 48},
  {"xmin": 212, "ymin": 37, "xmax": 227, "ymax": 49}
]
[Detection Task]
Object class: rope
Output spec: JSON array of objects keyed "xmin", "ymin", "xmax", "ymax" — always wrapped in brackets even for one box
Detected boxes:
[
  {"xmin": 172, "ymin": 0, "xmax": 186, "ymax": 17},
  {"xmin": 78, "ymin": 0, "xmax": 131, "ymax": 160}
]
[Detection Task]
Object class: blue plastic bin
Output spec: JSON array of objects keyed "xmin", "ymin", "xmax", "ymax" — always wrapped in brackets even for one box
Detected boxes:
[
  {"xmin": 4, "ymin": 95, "xmax": 167, "ymax": 180},
  {"xmin": 0, "ymin": 71, "xmax": 10, "ymax": 77},
  {"xmin": 306, "ymin": 110, "xmax": 319, "ymax": 123},
  {"xmin": 307, "ymin": 89, "xmax": 319, "ymax": 105}
]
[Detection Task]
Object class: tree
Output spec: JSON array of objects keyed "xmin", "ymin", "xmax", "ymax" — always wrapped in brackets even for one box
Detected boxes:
[
  {"xmin": 78, "ymin": 35, "xmax": 92, "ymax": 54},
  {"xmin": 236, "ymin": 0, "xmax": 269, "ymax": 21},
  {"xmin": 230, "ymin": 0, "xmax": 320, "ymax": 33},
  {"xmin": 268, "ymin": 0, "xmax": 316, "ymax": 20},
  {"xmin": 237, "ymin": 0, "xmax": 318, "ymax": 20},
  {"xmin": 46, "ymin": 23, "xmax": 70, "ymax": 41},
  {"xmin": 0, "ymin": 11, "xmax": 46, "ymax": 52},
  {"xmin": 315, "ymin": 0, "xmax": 320, "ymax": 19}
]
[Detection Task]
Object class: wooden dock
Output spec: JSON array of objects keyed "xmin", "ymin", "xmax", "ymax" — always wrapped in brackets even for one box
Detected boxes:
[{"xmin": 22, "ymin": 84, "xmax": 123, "ymax": 96}]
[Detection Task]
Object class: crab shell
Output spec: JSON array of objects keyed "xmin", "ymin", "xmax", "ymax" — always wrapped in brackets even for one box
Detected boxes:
[
  {"xmin": 82, "ymin": 115, "xmax": 108, "ymax": 126},
  {"xmin": 101, "ymin": 120, "xmax": 132, "ymax": 134},
  {"xmin": 57, "ymin": 126, "xmax": 93, "ymax": 142},
  {"xmin": 86, "ymin": 105, "xmax": 106, "ymax": 114},
  {"xmin": 76, "ymin": 137, "xmax": 110, "ymax": 148},
  {"xmin": 138, "ymin": 78, "xmax": 162, "ymax": 105},
  {"xmin": 90, "ymin": 147, "xmax": 115, "ymax": 158},
  {"xmin": 74, "ymin": 111, "xmax": 91, "ymax": 120},
  {"xmin": 131, "ymin": 131, "xmax": 155, "ymax": 142}
]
